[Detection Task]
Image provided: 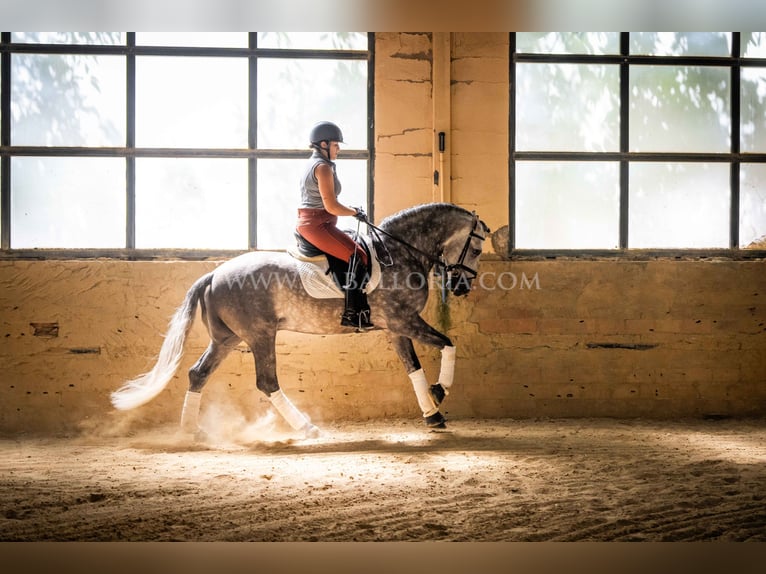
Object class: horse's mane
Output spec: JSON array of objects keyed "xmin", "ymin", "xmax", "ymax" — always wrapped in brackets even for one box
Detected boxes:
[{"xmin": 378, "ymin": 202, "xmax": 474, "ymax": 232}]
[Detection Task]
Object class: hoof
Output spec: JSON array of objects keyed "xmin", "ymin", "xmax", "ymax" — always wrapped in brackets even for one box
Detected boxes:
[
  {"xmin": 429, "ymin": 383, "xmax": 447, "ymax": 406},
  {"xmin": 179, "ymin": 425, "xmax": 208, "ymax": 442},
  {"xmin": 425, "ymin": 411, "xmax": 447, "ymax": 429},
  {"xmin": 303, "ymin": 424, "xmax": 321, "ymax": 439}
]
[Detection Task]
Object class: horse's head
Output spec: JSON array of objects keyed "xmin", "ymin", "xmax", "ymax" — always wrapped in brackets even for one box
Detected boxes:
[{"xmin": 441, "ymin": 212, "xmax": 490, "ymax": 297}]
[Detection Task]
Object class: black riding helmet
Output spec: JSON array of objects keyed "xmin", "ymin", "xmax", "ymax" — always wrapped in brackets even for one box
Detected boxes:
[{"xmin": 309, "ymin": 121, "xmax": 344, "ymax": 146}]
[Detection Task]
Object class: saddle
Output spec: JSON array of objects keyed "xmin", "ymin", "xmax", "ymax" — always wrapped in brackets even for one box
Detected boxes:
[{"xmin": 288, "ymin": 231, "xmax": 381, "ymax": 299}]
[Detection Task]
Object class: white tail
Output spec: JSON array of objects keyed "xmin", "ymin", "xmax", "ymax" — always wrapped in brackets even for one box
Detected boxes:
[{"xmin": 111, "ymin": 274, "xmax": 212, "ymax": 411}]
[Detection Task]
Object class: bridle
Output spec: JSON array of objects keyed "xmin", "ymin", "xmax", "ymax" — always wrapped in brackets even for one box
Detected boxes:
[
  {"xmin": 442, "ymin": 213, "xmax": 486, "ymax": 282},
  {"xmin": 364, "ymin": 212, "xmax": 487, "ymax": 294}
]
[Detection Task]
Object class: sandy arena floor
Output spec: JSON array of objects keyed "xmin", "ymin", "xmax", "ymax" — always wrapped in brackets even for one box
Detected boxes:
[{"xmin": 1, "ymin": 416, "xmax": 765, "ymax": 542}]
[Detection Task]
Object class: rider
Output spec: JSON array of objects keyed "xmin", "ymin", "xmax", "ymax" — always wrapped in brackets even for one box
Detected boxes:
[{"xmin": 296, "ymin": 121, "xmax": 373, "ymax": 330}]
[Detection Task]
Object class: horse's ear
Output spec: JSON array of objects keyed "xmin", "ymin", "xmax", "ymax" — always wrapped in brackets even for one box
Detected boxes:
[{"xmin": 470, "ymin": 210, "xmax": 490, "ymax": 234}]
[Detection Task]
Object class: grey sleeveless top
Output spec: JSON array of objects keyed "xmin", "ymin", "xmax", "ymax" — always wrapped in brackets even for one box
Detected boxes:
[{"xmin": 299, "ymin": 150, "xmax": 342, "ymax": 209}]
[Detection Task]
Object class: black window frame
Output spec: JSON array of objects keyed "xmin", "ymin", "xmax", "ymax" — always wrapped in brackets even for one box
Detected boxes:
[
  {"xmin": 0, "ymin": 31, "xmax": 375, "ymax": 260},
  {"xmin": 509, "ymin": 32, "xmax": 766, "ymax": 260}
]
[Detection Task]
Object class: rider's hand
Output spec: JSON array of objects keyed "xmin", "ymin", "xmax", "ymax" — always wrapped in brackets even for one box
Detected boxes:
[{"xmin": 353, "ymin": 207, "xmax": 368, "ymax": 222}]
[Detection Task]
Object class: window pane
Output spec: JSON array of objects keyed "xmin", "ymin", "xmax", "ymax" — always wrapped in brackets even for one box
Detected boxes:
[
  {"xmin": 516, "ymin": 32, "xmax": 619, "ymax": 55},
  {"xmin": 257, "ymin": 159, "xmax": 302, "ymax": 250},
  {"xmin": 741, "ymin": 68, "xmax": 766, "ymax": 152},
  {"xmin": 630, "ymin": 33, "xmax": 731, "ymax": 56},
  {"xmin": 135, "ymin": 159, "xmax": 248, "ymax": 249},
  {"xmin": 12, "ymin": 32, "xmax": 125, "ymax": 45},
  {"xmin": 742, "ymin": 33, "xmax": 766, "ymax": 57},
  {"xmin": 257, "ymin": 33, "xmax": 367, "ymax": 51},
  {"xmin": 630, "ymin": 66, "xmax": 730, "ymax": 153},
  {"xmin": 517, "ymin": 64, "xmax": 619, "ymax": 152},
  {"xmin": 12, "ymin": 54, "xmax": 126, "ymax": 146},
  {"xmin": 258, "ymin": 59, "xmax": 368, "ymax": 149},
  {"xmin": 741, "ymin": 164, "xmax": 766, "ymax": 248},
  {"xmin": 257, "ymin": 158, "xmax": 368, "ymax": 250},
  {"xmin": 515, "ymin": 162, "xmax": 620, "ymax": 249},
  {"xmin": 11, "ymin": 157, "xmax": 125, "ymax": 248},
  {"xmin": 136, "ymin": 33, "xmax": 247, "ymax": 48},
  {"xmin": 630, "ymin": 163, "xmax": 729, "ymax": 248},
  {"xmin": 136, "ymin": 57, "xmax": 247, "ymax": 147}
]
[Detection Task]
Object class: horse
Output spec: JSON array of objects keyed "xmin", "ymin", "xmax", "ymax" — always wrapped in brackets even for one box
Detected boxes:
[{"xmin": 110, "ymin": 202, "xmax": 490, "ymax": 437}]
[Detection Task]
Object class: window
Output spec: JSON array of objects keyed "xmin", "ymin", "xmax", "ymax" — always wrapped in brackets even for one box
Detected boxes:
[
  {"xmin": 512, "ymin": 32, "xmax": 766, "ymax": 252},
  {"xmin": 0, "ymin": 32, "xmax": 372, "ymax": 254}
]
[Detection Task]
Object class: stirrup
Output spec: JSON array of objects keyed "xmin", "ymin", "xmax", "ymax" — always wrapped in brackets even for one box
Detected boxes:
[
  {"xmin": 358, "ymin": 309, "xmax": 374, "ymax": 329},
  {"xmin": 341, "ymin": 309, "xmax": 374, "ymax": 331}
]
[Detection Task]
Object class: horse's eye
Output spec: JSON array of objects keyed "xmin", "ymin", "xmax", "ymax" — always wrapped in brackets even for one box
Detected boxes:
[{"xmin": 470, "ymin": 248, "xmax": 482, "ymax": 257}]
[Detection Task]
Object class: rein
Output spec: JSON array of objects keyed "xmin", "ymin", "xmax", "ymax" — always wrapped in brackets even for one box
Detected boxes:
[
  {"xmin": 365, "ymin": 221, "xmax": 440, "ymax": 269},
  {"xmin": 363, "ymin": 212, "xmax": 486, "ymax": 279}
]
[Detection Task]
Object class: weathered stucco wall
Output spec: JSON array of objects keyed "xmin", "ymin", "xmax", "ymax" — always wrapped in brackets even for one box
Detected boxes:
[
  {"xmin": 1, "ymin": 33, "xmax": 764, "ymax": 434},
  {"xmin": 1, "ymin": 258, "xmax": 765, "ymax": 434},
  {"xmin": 374, "ymin": 32, "xmax": 508, "ymax": 231}
]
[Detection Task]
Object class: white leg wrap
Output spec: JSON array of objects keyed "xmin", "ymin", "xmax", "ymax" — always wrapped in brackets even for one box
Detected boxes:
[
  {"xmin": 180, "ymin": 390, "xmax": 202, "ymax": 432},
  {"xmin": 270, "ymin": 389, "xmax": 312, "ymax": 432},
  {"xmin": 409, "ymin": 368, "xmax": 439, "ymax": 417},
  {"xmin": 437, "ymin": 345, "xmax": 456, "ymax": 392}
]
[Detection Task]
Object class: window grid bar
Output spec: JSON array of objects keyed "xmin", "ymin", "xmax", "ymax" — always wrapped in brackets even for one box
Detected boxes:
[
  {"xmin": 125, "ymin": 32, "xmax": 136, "ymax": 249},
  {"xmin": 366, "ymin": 32, "xmax": 376, "ymax": 223},
  {"xmin": 730, "ymin": 33, "xmax": 742, "ymax": 249},
  {"xmin": 514, "ymin": 52, "xmax": 766, "ymax": 68},
  {"xmin": 619, "ymin": 32, "xmax": 630, "ymax": 249},
  {"xmin": 0, "ymin": 42, "xmax": 369, "ymax": 61},
  {"xmin": 508, "ymin": 32, "xmax": 517, "ymax": 255},
  {"xmin": 1, "ymin": 32, "xmax": 11, "ymax": 250},
  {"xmin": 0, "ymin": 146, "xmax": 370, "ymax": 160},
  {"xmin": 514, "ymin": 151, "xmax": 766, "ymax": 163},
  {"xmin": 248, "ymin": 32, "xmax": 258, "ymax": 250}
]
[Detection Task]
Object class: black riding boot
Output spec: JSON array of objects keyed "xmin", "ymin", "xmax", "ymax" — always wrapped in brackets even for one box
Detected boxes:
[{"xmin": 340, "ymin": 261, "xmax": 374, "ymax": 331}]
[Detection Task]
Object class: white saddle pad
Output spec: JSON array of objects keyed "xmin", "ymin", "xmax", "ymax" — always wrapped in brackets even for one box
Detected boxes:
[{"xmin": 289, "ymin": 235, "xmax": 382, "ymax": 299}]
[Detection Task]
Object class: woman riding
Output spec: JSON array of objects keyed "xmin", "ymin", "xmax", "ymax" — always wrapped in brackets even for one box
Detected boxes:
[{"xmin": 295, "ymin": 121, "xmax": 373, "ymax": 330}]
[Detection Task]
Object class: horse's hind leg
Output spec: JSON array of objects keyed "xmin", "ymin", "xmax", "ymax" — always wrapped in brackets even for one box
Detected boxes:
[
  {"xmin": 180, "ymin": 339, "xmax": 239, "ymax": 434},
  {"xmin": 249, "ymin": 333, "xmax": 320, "ymax": 438}
]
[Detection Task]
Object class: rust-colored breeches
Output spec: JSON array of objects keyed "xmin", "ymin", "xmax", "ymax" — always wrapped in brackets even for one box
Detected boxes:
[{"xmin": 296, "ymin": 208, "xmax": 368, "ymax": 266}]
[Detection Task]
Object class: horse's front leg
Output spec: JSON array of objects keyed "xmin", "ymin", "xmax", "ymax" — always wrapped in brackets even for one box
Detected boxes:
[
  {"xmin": 391, "ymin": 313, "xmax": 458, "ymax": 400},
  {"xmin": 391, "ymin": 334, "xmax": 451, "ymax": 429}
]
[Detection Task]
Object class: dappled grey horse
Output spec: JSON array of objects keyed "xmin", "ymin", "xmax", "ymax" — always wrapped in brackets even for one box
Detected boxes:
[{"xmin": 111, "ymin": 203, "xmax": 490, "ymax": 436}]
